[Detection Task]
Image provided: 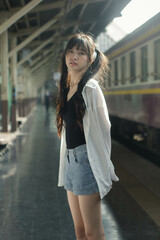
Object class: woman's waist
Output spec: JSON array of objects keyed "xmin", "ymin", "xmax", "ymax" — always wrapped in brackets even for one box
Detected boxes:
[{"xmin": 66, "ymin": 143, "xmax": 87, "ymax": 154}]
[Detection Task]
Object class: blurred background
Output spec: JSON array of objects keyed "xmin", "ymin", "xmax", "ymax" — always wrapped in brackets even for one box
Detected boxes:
[{"xmin": 0, "ymin": 1, "xmax": 160, "ymax": 239}]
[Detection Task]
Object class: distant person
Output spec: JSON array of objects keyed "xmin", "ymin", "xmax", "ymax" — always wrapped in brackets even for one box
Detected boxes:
[
  {"xmin": 56, "ymin": 33, "xmax": 119, "ymax": 240},
  {"xmin": 45, "ymin": 90, "xmax": 50, "ymax": 111}
]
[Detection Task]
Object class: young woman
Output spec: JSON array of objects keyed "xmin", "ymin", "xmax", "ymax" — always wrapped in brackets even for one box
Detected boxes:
[{"xmin": 56, "ymin": 33, "xmax": 119, "ymax": 240}]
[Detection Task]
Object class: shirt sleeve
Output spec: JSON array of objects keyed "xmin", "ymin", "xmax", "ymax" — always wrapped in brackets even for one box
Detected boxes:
[
  {"xmin": 93, "ymin": 85, "xmax": 119, "ymax": 181},
  {"xmin": 92, "ymin": 84, "xmax": 111, "ymax": 155},
  {"xmin": 82, "ymin": 81, "xmax": 119, "ymax": 196}
]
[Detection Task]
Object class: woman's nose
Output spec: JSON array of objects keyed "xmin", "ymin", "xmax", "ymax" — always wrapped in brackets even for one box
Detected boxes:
[{"xmin": 73, "ymin": 53, "xmax": 78, "ymax": 60}]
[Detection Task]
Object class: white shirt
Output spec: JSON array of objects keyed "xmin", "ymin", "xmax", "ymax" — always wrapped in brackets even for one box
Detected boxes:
[{"xmin": 58, "ymin": 78, "xmax": 119, "ymax": 199}]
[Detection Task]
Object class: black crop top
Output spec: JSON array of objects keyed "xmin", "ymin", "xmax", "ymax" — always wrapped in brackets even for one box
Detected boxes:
[{"xmin": 62, "ymin": 91, "xmax": 86, "ymax": 149}]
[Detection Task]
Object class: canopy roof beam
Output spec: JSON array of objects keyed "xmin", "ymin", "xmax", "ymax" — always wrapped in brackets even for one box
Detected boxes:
[
  {"xmin": 30, "ymin": 52, "xmax": 54, "ymax": 73},
  {"xmin": 0, "ymin": 0, "xmax": 43, "ymax": 34},
  {"xmin": 8, "ymin": 12, "xmax": 61, "ymax": 58},
  {"xmin": 4, "ymin": 0, "xmax": 105, "ymax": 16},
  {"xmin": 29, "ymin": 45, "xmax": 55, "ymax": 68},
  {"xmin": 17, "ymin": 36, "xmax": 55, "ymax": 67},
  {"xmin": 88, "ymin": 0, "xmax": 112, "ymax": 32}
]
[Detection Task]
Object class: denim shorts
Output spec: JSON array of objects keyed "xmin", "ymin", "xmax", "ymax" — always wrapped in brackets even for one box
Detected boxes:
[{"xmin": 64, "ymin": 144, "xmax": 99, "ymax": 195}]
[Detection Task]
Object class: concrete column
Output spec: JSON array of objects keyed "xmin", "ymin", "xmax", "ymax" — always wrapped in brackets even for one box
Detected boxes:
[
  {"xmin": 10, "ymin": 33, "xmax": 18, "ymax": 131},
  {"xmin": 23, "ymin": 69, "xmax": 28, "ymax": 117},
  {"xmin": 19, "ymin": 73, "xmax": 25, "ymax": 117},
  {"xmin": 0, "ymin": 19, "xmax": 9, "ymax": 132}
]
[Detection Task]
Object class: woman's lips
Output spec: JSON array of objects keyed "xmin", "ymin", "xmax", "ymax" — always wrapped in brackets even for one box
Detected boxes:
[{"xmin": 70, "ymin": 62, "xmax": 77, "ymax": 66}]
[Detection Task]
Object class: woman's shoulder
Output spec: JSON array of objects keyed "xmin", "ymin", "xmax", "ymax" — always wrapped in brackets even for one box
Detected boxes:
[
  {"xmin": 83, "ymin": 79, "xmax": 102, "ymax": 96},
  {"xmin": 85, "ymin": 78, "xmax": 99, "ymax": 89},
  {"xmin": 82, "ymin": 78, "xmax": 105, "ymax": 107},
  {"xmin": 82, "ymin": 78, "xmax": 104, "ymax": 106}
]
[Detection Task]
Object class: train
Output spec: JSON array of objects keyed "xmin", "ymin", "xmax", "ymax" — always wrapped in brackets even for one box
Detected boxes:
[{"xmin": 104, "ymin": 12, "xmax": 160, "ymax": 157}]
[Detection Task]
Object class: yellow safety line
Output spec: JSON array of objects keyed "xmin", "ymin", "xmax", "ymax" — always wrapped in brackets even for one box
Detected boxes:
[{"xmin": 104, "ymin": 88, "xmax": 160, "ymax": 95}]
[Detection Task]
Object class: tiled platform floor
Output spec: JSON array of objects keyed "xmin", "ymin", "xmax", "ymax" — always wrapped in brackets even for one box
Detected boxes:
[{"xmin": 0, "ymin": 104, "xmax": 159, "ymax": 240}]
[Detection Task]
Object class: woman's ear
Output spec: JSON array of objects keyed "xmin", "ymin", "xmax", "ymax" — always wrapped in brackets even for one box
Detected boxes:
[
  {"xmin": 92, "ymin": 51, "xmax": 97, "ymax": 60},
  {"xmin": 89, "ymin": 51, "xmax": 97, "ymax": 65}
]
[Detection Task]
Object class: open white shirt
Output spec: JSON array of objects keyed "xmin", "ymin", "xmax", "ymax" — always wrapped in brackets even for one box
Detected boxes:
[{"xmin": 58, "ymin": 78, "xmax": 119, "ymax": 199}]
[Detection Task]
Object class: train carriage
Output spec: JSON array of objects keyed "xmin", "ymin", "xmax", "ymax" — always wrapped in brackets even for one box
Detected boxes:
[{"xmin": 104, "ymin": 12, "xmax": 160, "ymax": 156}]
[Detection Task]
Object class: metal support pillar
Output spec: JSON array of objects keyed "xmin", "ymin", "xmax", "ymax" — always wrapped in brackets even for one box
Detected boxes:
[
  {"xmin": 10, "ymin": 34, "xmax": 17, "ymax": 132},
  {"xmin": 0, "ymin": 22, "xmax": 9, "ymax": 132}
]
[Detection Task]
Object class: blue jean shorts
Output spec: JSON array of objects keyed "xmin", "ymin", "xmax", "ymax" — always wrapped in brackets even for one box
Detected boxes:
[{"xmin": 64, "ymin": 144, "xmax": 99, "ymax": 195}]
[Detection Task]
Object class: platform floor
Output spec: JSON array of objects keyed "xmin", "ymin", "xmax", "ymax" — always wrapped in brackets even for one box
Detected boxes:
[{"xmin": 0, "ymin": 104, "xmax": 160, "ymax": 240}]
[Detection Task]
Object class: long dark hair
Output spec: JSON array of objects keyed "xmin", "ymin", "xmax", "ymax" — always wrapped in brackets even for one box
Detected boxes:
[{"xmin": 56, "ymin": 33, "xmax": 109, "ymax": 138}]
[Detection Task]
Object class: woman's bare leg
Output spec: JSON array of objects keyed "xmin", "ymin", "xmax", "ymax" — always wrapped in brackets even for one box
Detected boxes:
[
  {"xmin": 78, "ymin": 193, "xmax": 106, "ymax": 240},
  {"xmin": 67, "ymin": 191, "xmax": 88, "ymax": 240}
]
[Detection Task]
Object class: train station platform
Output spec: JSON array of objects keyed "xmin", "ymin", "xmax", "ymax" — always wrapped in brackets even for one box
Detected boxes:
[{"xmin": 0, "ymin": 104, "xmax": 160, "ymax": 240}]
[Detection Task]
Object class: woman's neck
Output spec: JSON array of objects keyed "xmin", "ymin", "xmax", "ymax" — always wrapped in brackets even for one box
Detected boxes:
[
  {"xmin": 68, "ymin": 66, "xmax": 88, "ymax": 86},
  {"xmin": 69, "ymin": 71, "xmax": 82, "ymax": 85}
]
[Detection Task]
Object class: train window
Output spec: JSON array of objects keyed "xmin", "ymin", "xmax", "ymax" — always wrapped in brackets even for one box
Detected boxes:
[
  {"xmin": 121, "ymin": 56, "xmax": 126, "ymax": 84},
  {"xmin": 130, "ymin": 51, "xmax": 136, "ymax": 83},
  {"xmin": 114, "ymin": 60, "xmax": 118, "ymax": 85},
  {"xmin": 141, "ymin": 46, "xmax": 148, "ymax": 82},
  {"xmin": 154, "ymin": 38, "xmax": 160, "ymax": 80}
]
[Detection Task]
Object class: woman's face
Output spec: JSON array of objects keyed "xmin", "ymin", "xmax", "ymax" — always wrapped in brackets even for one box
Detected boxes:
[{"xmin": 65, "ymin": 46, "xmax": 89, "ymax": 74}]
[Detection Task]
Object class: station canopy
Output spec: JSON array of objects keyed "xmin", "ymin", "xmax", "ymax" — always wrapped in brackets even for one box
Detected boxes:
[{"xmin": 0, "ymin": 0, "xmax": 130, "ymax": 71}]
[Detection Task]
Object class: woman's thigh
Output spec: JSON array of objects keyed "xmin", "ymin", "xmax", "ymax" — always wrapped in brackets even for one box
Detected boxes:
[
  {"xmin": 67, "ymin": 191, "xmax": 86, "ymax": 237},
  {"xmin": 78, "ymin": 193, "xmax": 104, "ymax": 235}
]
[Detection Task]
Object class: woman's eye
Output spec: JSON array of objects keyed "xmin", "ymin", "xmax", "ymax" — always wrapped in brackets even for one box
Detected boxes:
[{"xmin": 79, "ymin": 52, "xmax": 85, "ymax": 55}]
